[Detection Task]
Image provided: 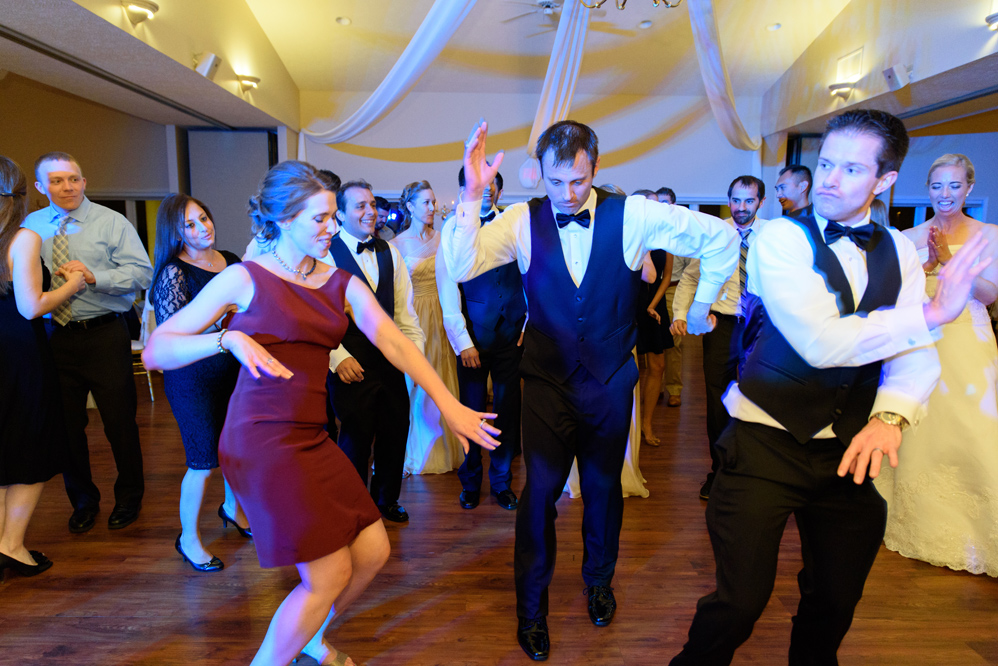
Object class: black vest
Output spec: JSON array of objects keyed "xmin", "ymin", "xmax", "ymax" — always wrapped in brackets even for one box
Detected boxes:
[
  {"xmin": 329, "ymin": 234, "xmax": 396, "ymax": 368},
  {"xmin": 520, "ymin": 189, "xmax": 642, "ymax": 385},
  {"xmin": 738, "ymin": 206, "xmax": 902, "ymax": 444}
]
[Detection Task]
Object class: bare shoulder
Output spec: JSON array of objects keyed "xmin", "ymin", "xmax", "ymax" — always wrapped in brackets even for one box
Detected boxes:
[
  {"xmin": 11, "ymin": 227, "xmax": 42, "ymax": 250},
  {"xmin": 902, "ymin": 222, "xmax": 930, "ymax": 247}
]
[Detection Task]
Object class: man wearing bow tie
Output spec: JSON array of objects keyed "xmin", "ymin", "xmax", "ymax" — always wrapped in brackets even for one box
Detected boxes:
[
  {"xmin": 443, "ymin": 120, "xmax": 738, "ymax": 661},
  {"xmin": 437, "ymin": 168, "xmax": 525, "ymax": 512},
  {"xmin": 670, "ymin": 110, "xmax": 991, "ymax": 665},
  {"xmin": 671, "ymin": 175, "xmax": 769, "ymax": 502},
  {"xmin": 326, "ymin": 180, "xmax": 424, "ymax": 524}
]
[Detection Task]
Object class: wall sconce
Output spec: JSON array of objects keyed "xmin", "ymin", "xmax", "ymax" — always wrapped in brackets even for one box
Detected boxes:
[
  {"xmin": 828, "ymin": 82, "xmax": 854, "ymax": 99},
  {"xmin": 986, "ymin": 12, "xmax": 998, "ymax": 30},
  {"xmin": 121, "ymin": 0, "xmax": 159, "ymax": 25},
  {"xmin": 237, "ymin": 75, "xmax": 261, "ymax": 92}
]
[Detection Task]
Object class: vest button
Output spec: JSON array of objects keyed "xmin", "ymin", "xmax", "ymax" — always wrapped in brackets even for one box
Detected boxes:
[
  {"xmin": 840, "ymin": 384, "xmax": 849, "ymax": 390},
  {"xmin": 578, "ymin": 317, "xmax": 583, "ymax": 322},
  {"xmin": 833, "ymin": 408, "xmax": 843, "ymax": 416},
  {"xmin": 576, "ymin": 296, "xmax": 582, "ymax": 302},
  {"xmin": 579, "ymin": 336, "xmax": 585, "ymax": 342}
]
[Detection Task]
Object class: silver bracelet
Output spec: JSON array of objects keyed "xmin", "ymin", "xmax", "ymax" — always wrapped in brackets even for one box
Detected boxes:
[{"xmin": 216, "ymin": 328, "xmax": 229, "ymax": 355}]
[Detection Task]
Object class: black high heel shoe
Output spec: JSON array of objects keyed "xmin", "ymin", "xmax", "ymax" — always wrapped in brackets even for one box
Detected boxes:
[
  {"xmin": 218, "ymin": 504, "xmax": 252, "ymax": 538},
  {"xmin": 175, "ymin": 534, "xmax": 224, "ymax": 572},
  {"xmin": 0, "ymin": 550, "xmax": 53, "ymax": 577}
]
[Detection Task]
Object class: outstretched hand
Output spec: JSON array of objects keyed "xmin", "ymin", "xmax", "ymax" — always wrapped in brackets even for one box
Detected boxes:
[
  {"xmin": 462, "ymin": 120, "xmax": 504, "ymax": 203},
  {"xmin": 923, "ymin": 231, "xmax": 993, "ymax": 329},
  {"xmin": 443, "ymin": 401, "xmax": 500, "ymax": 454}
]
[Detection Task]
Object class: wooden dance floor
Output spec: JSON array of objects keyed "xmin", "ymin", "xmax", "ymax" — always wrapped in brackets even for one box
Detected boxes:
[{"xmin": 3, "ymin": 338, "xmax": 997, "ymax": 665}]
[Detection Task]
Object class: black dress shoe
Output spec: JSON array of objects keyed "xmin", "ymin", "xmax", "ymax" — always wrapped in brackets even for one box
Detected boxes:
[
  {"xmin": 0, "ymin": 550, "xmax": 53, "ymax": 577},
  {"xmin": 68, "ymin": 507, "xmax": 99, "ymax": 534},
  {"xmin": 517, "ymin": 616, "xmax": 549, "ymax": 661},
  {"xmin": 459, "ymin": 490, "xmax": 480, "ymax": 509},
  {"xmin": 108, "ymin": 504, "xmax": 140, "ymax": 530},
  {"xmin": 586, "ymin": 585, "xmax": 616, "ymax": 626},
  {"xmin": 175, "ymin": 534, "xmax": 224, "ymax": 572},
  {"xmin": 379, "ymin": 503, "xmax": 409, "ymax": 523},
  {"xmin": 492, "ymin": 489, "xmax": 518, "ymax": 510},
  {"xmin": 699, "ymin": 474, "xmax": 714, "ymax": 501}
]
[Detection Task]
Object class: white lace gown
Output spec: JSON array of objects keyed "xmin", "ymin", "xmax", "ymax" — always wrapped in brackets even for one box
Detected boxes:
[
  {"xmin": 393, "ymin": 234, "xmax": 465, "ymax": 476},
  {"xmin": 875, "ymin": 247, "xmax": 998, "ymax": 577}
]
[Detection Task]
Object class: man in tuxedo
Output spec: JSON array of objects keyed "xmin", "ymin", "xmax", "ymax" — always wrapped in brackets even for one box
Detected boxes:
[
  {"xmin": 774, "ymin": 164, "xmax": 811, "ymax": 214},
  {"xmin": 671, "ymin": 175, "xmax": 769, "ymax": 501},
  {"xmin": 443, "ymin": 120, "xmax": 738, "ymax": 661},
  {"xmin": 326, "ymin": 180, "xmax": 424, "ymax": 524},
  {"xmin": 437, "ymin": 168, "xmax": 525, "ymax": 511},
  {"xmin": 670, "ymin": 109, "xmax": 990, "ymax": 665}
]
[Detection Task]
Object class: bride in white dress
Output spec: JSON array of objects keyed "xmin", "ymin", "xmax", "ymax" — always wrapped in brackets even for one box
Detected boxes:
[{"xmin": 875, "ymin": 154, "xmax": 998, "ymax": 577}]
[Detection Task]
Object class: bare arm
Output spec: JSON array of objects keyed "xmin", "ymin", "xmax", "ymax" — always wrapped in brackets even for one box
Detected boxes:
[
  {"xmin": 345, "ymin": 274, "xmax": 499, "ymax": 453},
  {"xmin": 641, "ymin": 252, "xmax": 657, "ymax": 284},
  {"xmin": 648, "ymin": 252, "xmax": 673, "ymax": 312},
  {"xmin": 11, "ymin": 229, "xmax": 85, "ymax": 319}
]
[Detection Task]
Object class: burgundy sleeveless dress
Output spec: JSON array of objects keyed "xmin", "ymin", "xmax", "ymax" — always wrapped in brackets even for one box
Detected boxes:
[{"xmin": 219, "ymin": 263, "xmax": 382, "ymax": 568}]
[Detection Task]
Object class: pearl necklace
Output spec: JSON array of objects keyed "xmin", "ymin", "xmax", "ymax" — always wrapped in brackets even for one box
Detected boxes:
[{"xmin": 271, "ymin": 249, "xmax": 317, "ymax": 280}]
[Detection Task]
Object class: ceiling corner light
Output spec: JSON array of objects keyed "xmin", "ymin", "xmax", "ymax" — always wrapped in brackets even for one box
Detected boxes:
[
  {"xmin": 767, "ymin": 22, "xmax": 782, "ymax": 32},
  {"xmin": 986, "ymin": 12, "xmax": 998, "ymax": 31},
  {"xmin": 638, "ymin": 20, "xmax": 653, "ymax": 29},
  {"xmin": 335, "ymin": 16, "xmax": 352, "ymax": 26},
  {"xmin": 237, "ymin": 75, "xmax": 261, "ymax": 92},
  {"xmin": 828, "ymin": 82, "xmax": 854, "ymax": 99},
  {"xmin": 121, "ymin": 0, "xmax": 159, "ymax": 25}
]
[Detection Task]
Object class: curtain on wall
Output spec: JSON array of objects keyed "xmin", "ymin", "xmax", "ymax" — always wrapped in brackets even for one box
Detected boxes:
[
  {"xmin": 518, "ymin": 1, "xmax": 591, "ymax": 189},
  {"xmin": 687, "ymin": 0, "xmax": 760, "ymax": 151},
  {"xmin": 297, "ymin": 0, "xmax": 478, "ymax": 161}
]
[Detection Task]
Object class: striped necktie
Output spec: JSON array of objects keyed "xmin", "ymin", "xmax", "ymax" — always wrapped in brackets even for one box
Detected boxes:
[
  {"xmin": 737, "ymin": 228, "xmax": 751, "ymax": 315},
  {"xmin": 50, "ymin": 214, "xmax": 72, "ymax": 326}
]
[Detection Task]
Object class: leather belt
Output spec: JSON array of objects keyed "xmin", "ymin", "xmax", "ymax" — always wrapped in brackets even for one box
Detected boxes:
[
  {"xmin": 710, "ymin": 311, "xmax": 739, "ymax": 323},
  {"xmin": 59, "ymin": 312, "xmax": 121, "ymax": 330}
]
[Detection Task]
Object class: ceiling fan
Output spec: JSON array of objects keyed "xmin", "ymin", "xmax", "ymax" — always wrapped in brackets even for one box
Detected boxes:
[{"xmin": 502, "ymin": 1, "xmax": 605, "ymax": 24}]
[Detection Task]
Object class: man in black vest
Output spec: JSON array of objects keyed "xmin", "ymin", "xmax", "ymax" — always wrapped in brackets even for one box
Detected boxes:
[
  {"xmin": 326, "ymin": 180, "xmax": 425, "ymax": 524},
  {"xmin": 670, "ymin": 110, "xmax": 990, "ymax": 665},
  {"xmin": 443, "ymin": 120, "xmax": 738, "ymax": 661},
  {"xmin": 437, "ymin": 168, "xmax": 525, "ymax": 511}
]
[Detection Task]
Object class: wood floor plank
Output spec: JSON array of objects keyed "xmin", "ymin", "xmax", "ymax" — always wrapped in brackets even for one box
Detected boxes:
[{"xmin": 3, "ymin": 336, "xmax": 997, "ymax": 665}]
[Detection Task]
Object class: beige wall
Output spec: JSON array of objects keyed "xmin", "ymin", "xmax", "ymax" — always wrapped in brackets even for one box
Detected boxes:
[
  {"xmin": 0, "ymin": 73, "xmax": 169, "ymax": 212},
  {"xmin": 300, "ymin": 90, "xmax": 764, "ymax": 207}
]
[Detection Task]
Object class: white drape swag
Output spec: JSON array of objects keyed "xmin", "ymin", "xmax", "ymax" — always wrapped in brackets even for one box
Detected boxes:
[
  {"xmin": 297, "ymin": 0, "xmax": 478, "ymax": 160},
  {"xmin": 687, "ymin": 0, "xmax": 760, "ymax": 152},
  {"xmin": 518, "ymin": 1, "xmax": 591, "ymax": 189}
]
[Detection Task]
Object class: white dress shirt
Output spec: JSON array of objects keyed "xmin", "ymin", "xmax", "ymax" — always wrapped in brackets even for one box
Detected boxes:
[
  {"xmin": 673, "ymin": 217, "xmax": 769, "ymax": 320},
  {"xmin": 328, "ymin": 228, "xmax": 424, "ymax": 371},
  {"xmin": 441, "ymin": 189, "xmax": 738, "ymax": 307},
  {"xmin": 723, "ymin": 210, "xmax": 941, "ymax": 437}
]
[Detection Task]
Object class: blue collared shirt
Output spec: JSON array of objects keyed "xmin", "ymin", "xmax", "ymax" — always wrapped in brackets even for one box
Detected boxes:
[{"xmin": 23, "ymin": 197, "xmax": 153, "ymax": 320}]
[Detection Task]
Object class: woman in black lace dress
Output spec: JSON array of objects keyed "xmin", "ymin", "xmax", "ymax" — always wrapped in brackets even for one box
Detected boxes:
[
  {"xmin": 150, "ymin": 194, "xmax": 247, "ymax": 572},
  {"xmin": 0, "ymin": 156, "xmax": 86, "ymax": 577}
]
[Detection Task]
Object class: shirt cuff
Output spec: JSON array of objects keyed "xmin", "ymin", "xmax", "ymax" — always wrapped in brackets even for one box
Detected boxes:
[
  {"xmin": 92, "ymin": 269, "xmax": 111, "ymax": 293},
  {"xmin": 888, "ymin": 304, "xmax": 935, "ymax": 351},
  {"xmin": 870, "ymin": 390, "xmax": 928, "ymax": 430},
  {"xmin": 329, "ymin": 347, "xmax": 354, "ymax": 372},
  {"xmin": 456, "ymin": 199, "xmax": 483, "ymax": 219},
  {"xmin": 455, "ymin": 332, "xmax": 475, "ymax": 355},
  {"xmin": 693, "ymin": 280, "xmax": 724, "ymax": 307}
]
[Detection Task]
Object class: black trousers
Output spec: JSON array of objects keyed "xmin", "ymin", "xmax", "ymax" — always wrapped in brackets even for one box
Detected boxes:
[
  {"xmin": 513, "ymin": 361, "xmax": 637, "ymax": 619},
  {"xmin": 670, "ymin": 420, "xmax": 888, "ymax": 666},
  {"xmin": 701, "ymin": 313, "xmax": 741, "ymax": 476},
  {"xmin": 50, "ymin": 316, "xmax": 144, "ymax": 510},
  {"xmin": 327, "ymin": 366, "xmax": 409, "ymax": 508},
  {"xmin": 456, "ymin": 327, "xmax": 523, "ymax": 494}
]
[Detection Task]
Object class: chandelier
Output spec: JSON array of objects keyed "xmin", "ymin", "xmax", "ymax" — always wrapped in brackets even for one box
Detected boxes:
[{"xmin": 579, "ymin": 0, "xmax": 683, "ymax": 8}]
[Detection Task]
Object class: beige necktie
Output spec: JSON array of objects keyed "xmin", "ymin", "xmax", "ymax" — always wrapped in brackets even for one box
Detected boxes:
[{"xmin": 51, "ymin": 214, "xmax": 72, "ymax": 326}]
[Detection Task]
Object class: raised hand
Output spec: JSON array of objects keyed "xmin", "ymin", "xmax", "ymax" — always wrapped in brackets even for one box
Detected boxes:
[
  {"xmin": 462, "ymin": 120, "xmax": 504, "ymax": 203},
  {"xmin": 929, "ymin": 225, "xmax": 953, "ymax": 264},
  {"xmin": 923, "ymin": 231, "xmax": 993, "ymax": 329}
]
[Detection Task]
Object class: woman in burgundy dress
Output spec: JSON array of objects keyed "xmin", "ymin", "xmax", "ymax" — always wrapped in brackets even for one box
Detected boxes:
[{"xmin": 143, "ymin": 161, "xmax": 499, "ymax": 666}]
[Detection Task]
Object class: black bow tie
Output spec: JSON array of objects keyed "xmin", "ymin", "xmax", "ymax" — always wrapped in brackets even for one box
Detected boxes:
[
  {"xmin": 356, "ymin": 239, "xmax": 377, "ymax": 254},
  {"xmin": 480, "ymin": 211, "xmax": 496, "ymax": 224},
  {"xmin": 824, "ymin": 220, "xmax": 875, "ymax": 249},
  {"xmin": 555, "ymin": 209, "xmax": 591, "ymax": 229}
]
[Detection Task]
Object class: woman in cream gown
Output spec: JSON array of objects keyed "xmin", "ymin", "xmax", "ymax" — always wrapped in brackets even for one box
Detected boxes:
[
  {"xmin": 875, "ymin": 154, "xmax": 998, "ymax": 577},
  {"xmin": 392, "ymin": 181, "xmax": 465, "ymax": 475}
]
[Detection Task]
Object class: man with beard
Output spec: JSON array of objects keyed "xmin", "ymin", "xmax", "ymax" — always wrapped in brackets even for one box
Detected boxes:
[{"xmin": 671, "ymin": 175, "xmax": 768, "ymax": 500}]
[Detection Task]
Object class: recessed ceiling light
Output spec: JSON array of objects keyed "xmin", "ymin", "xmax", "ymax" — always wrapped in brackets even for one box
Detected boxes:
[
  {"xmin": 336, "ymin": 16, "xmax": 352, "ymax": 26},
  {"xmin": 987, "ymin": 12, "xmax": 998, "ymax": 31},
  {"xmin": 766, "ymin": 23, "xmax": 782, "ymax": 31},
  {"xmin": 638, "ymin": 20, "xmax": 653, "ymax": 29}
]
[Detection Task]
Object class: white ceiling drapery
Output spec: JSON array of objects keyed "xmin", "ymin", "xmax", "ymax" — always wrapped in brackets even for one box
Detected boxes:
[
  {"xmin": 518, "ymin": 1, "xmax": 591, "ymax": 189},
  {"xmin": 297, "ymin": 0, "xmax": 478, "ymax": 161},
  {"xmin": 687, "ymin": 0, "xmax": 760, "ymax": 151}
]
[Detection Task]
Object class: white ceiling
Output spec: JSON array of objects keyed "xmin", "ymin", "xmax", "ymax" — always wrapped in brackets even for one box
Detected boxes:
[{"xmin": 244, "ymin": 0, "xmax": 852, "ymax": 96}]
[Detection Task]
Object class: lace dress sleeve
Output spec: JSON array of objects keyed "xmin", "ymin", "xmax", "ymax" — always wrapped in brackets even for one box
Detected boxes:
[{"xmin": 151, "ymin": 262, "xmax": 190, "ymax": 325}]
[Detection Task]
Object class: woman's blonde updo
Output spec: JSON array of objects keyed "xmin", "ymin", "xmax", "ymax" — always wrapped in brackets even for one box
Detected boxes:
[
  {"xmin": 399, "ymin": 180, "xmax": 433, "ymax": 229},
  {"xmin": 248, "ymin": 160, "xmax": 330, "ymax": 247},
  {"xmin": 927, "ymin": 153, "xmax": 976, "ymax": 187}
]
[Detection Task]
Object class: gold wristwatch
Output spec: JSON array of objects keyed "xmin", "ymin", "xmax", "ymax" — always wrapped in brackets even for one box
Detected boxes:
[{"xmin": 870, "ymin": 411, "xmax": 910, "ymax": 431}]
